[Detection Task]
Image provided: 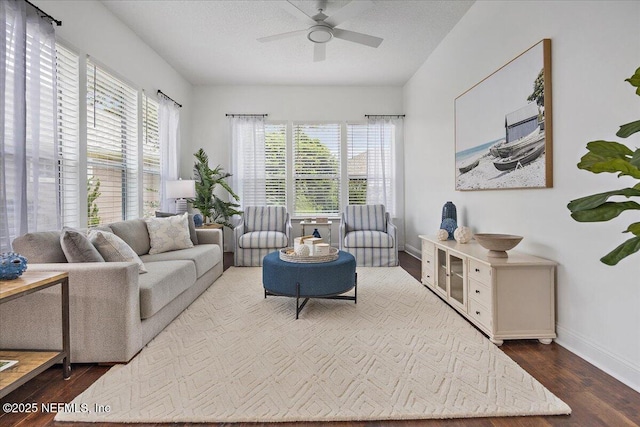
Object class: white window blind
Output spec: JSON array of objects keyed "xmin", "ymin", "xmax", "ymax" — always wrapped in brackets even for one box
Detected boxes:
[
  {"xmin": 293, "ymin": 123, "xmax": 341, "ymax": 217},
  {"xmin": 56, "ymin": 43, "xmax": 80, "ymax": 227},
  {"xmin": 86, "ymin": 59, "xmax": 139, "ymax": 225},
  {"xmin": 142, "ymin": 94, "xmax": 160, "ymax": 218},
  {"xmin": 346, "ymin": 124, "xmax": 368, "ymax": 205},
  {"xmin": 264, "ymin": 123, "xmax": 286, "ymax": 206}
]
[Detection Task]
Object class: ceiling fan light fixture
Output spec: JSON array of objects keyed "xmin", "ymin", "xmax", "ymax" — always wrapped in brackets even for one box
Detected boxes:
[{"xmin": 307, "ymin": 25, "xmax": 333, "ymax": 43}]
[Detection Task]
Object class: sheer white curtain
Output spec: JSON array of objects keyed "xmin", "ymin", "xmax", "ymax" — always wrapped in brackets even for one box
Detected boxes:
[
  {"xmin": 365, "ymin": 116, "xmax": 402, "ymax": 216},
  {"xmin": 230, "ymin": 116, "xmax": 266, "ymax": 208},
  {"xmin": 1, "ymin": 0, "xmax": 58, "ymax": 251},
  {"xmin": 158, "ymin": 96, "xmax": 180, "ymax": 212}
]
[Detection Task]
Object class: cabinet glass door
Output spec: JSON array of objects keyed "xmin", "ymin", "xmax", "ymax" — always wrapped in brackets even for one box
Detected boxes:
[
  {"xmin": 448, "ymin": 253, "xmax": 465, "ymax": 307},
  {"xmin": 436, "ymin": 248, "xmax": 447, "ymax": 295}
]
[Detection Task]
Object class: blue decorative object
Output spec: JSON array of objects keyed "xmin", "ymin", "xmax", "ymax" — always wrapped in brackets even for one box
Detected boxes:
[
  {"xmin": 441, "ymin": 201, "xmax": 457, "ymax": 222},
  {"xmin": 440, "ymin": 218, "xmax": 458, "ymax": 240},
  {"xmin": 193, "ymin": 213, "xmax": 204, "ymax": 227},
  {"xmin": 440, "ymin": 201, "xmax": 458, "ymax": 240},
  {"xmin": 0, "ymin": 252, "xmax": 28, "ymax": 280},
  {"xmin": 312, "ymin": 228, "xmax": 321, "ymax": 238}
]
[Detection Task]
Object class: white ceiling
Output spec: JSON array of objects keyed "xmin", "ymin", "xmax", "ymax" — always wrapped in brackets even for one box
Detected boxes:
[{"xmin": 101, "ymin": 0, "xmax": 474, "ymax": 86}]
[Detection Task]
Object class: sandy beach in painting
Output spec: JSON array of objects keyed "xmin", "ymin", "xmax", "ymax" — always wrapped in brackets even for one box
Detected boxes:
[{"xmin": 456, "ymin": 151, "xmax": 546, "ymax": 190}]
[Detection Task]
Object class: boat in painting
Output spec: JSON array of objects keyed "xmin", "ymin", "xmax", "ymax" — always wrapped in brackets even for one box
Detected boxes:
[
  {"xmin": 493, "ymin": 141, "xmax": 546, "ymax": 171},
  {"xmin": 495, "ymin": 127, "xmax": 544, "ymax": 158},
  {"xmin": 489, "ymin": 139, "xmax": 506, "ymax": 157},
  {"xmin": 458, "ymin": 158, "xmax": 480, "ymax": 174}
]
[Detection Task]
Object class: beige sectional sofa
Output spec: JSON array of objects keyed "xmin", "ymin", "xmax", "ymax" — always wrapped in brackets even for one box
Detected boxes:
[{"xmin": 0, "ymin": 219, "xmax": 223, "ymax": 363}]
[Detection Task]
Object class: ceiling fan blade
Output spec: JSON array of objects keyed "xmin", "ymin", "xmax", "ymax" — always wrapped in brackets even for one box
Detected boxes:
[
  {"xmin": 313, "ymin": 43, "xmax": 326, "ymax": 62},
  {"xmin": 333, "ymin": 28, "xmax": 383, "ymax": 48},
  {"xmin": 324, "ymin": 0, "xmax": 373, "ymax": 27},
  {"xmin": 258, "ymin": 29, "xmax": 307, "ymax": 43},
  {"xmin": 280, "ymin": 0, "xmax": 316, "ymax": 25}
]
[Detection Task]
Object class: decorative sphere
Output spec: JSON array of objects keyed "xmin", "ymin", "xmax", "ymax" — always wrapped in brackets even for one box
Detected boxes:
[
  {"xmin": 440, "ymin": 218, "xmax": 457, "ymax": 239},
  {"xmin": 436, "ymin": 229, "xmax": 449, "ymax": 241},
  {"xmin": 454, "ymin": 226, "xmax": 472, "ymax": 244},
  {"xmin": 0, "ymin": 252, "xmax": 28, "ymax": 280},
  {"xmin": 294, "ymin": 245, "xmax": 310, "ymax": 257},
  {"xmin": 193, "ymin": 213, "xmax": 204, "ymax": 227}
]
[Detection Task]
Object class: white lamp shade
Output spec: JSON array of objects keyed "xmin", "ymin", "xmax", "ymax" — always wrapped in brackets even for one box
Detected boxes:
[{"xmin": 166, "ymin": 179, "xmax": 196, "ymax": 199}]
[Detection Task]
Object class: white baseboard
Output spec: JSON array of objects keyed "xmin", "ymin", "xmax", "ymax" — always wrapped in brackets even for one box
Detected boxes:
[
  {"xmin": 402, "ymin": 242, "xmax": 640, "ymax": 394},
  {"xmin": 404, "ymin": 243, "xmax": 421, "ymax": 259},
  {"xmin": 555, "ymin": 325, "xmax": 640, "ymax": 393}
]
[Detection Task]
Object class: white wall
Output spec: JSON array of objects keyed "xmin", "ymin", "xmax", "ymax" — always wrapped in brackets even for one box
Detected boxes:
[
  {"xmin": 35, "ymin": 0, "xmax": 193, "ymax": 175},
  {"xmin": 404, "ymin": 1, "xmax": 640, "ymax": 391},
  {"xmin": 188, "ymin": 86, "xmax": 404, "ymax": 248}
]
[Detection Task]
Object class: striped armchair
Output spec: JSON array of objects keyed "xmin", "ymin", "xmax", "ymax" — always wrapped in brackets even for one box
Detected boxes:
[
  {"xmin": 234, "ymin": 206, "xmax": 291, "ymax": 266},
  {"xmin": 339, "ymin": 204, "xmax": 398, "ymax": 267}
]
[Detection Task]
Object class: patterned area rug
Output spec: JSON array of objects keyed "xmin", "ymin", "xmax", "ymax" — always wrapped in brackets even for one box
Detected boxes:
[{"xmin": 56, "ymin": 266, "xmax": 570, "ymax": 423}]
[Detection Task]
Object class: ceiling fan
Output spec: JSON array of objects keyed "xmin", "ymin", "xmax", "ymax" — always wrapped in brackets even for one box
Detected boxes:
[{"xmin": 258, "ymin": 0, "xmax": 383, "ymax": 62}]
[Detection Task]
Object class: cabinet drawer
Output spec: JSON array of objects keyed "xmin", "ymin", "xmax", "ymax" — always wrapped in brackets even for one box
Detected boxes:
[
  {"xmin": 468, "ymin": 298, "xmax": 492, "ymax": 329},
  {"xmin": 422, "ymin": 253, "xmax": 434, "ymax": 272},
  {"xmin": 469, "ymin": 278, "xmax": 492, "ymax": 308},
  {"xmin": 468, "ymin": 259, "xmax": 491, "ymax": 284},
  {"xmin": 422, "ymin": 269, "xmax": 434, "ymax": 285}
]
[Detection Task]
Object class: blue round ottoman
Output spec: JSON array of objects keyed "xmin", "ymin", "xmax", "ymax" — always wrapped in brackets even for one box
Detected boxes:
[{"xmin": 262, "ymin": 250, "xmax": 357, "ymax": 319}]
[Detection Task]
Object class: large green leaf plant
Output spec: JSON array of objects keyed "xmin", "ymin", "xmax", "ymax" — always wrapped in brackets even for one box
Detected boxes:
[
  {"xmin": 568, "ymin": 67, "xmax": 640, "ymax": 265},
  {"xmin": 190, "ymin": 148, "xmax": 242, "ymax": 228}
]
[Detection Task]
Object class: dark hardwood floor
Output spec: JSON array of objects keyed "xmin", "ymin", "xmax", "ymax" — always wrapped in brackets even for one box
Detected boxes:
[{"xmin": 2, "ymin": 251, "xmax": 639, "ymax": 427}]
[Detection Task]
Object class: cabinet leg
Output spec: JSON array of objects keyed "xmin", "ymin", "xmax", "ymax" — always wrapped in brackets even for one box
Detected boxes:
[
  {"xmin": 539, "ymin": 338, "xmax": 553, "ymax": 345},
  {"xmin": 490, "ymin": 338, "xmax": 504, "ymax": 346}
]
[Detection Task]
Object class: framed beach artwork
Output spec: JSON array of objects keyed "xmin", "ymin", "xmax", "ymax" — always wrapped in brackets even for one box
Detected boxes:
[{"xmin": 455, "ymin": 39, "xmax": 552, "ymax": 191}]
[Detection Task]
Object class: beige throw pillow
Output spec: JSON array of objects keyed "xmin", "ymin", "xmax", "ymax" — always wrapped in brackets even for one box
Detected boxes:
[
  {"xmin": 89, "ymin": 230, "xmax": 148, "ymax": 274},
  {"xmin": 145, "ymin": 213, "xmax": 194, "ymax": 255}
]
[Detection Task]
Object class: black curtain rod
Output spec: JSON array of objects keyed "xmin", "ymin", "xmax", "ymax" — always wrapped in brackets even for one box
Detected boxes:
[
  {"xmin": 25, "ymin": 0, "xmax": 62, "ymax": 26},
  {"xmin": 225, "ymin": 114, "xmax": 269, "ymax": 117},
  {"xmin": 365, "ymin": 114, "xmax": 406, "ymax": 118},
  {"xmin": 157, "ymin": 90, "xmax": 182, "ymax": 108}
]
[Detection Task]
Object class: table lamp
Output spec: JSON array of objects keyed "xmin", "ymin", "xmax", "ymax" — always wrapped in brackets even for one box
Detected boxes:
[{"xmin": 166, "ymin": 179, "xmax": 196, "ymax": 214}]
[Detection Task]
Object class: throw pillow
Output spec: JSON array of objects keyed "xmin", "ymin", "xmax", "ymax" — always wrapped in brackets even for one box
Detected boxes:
[
  {"xmin": 60, "ymin": 227, "xmax": 105, "ymax": 263},
  {"xmin": 89, "ymin": 230, "xmax": 148, "ymax": 274},
  {"xmin": 154, "ymin": 211, "xmax": 198, "ymax": 245},
  {"xmin": 145, "ymin": 213, "xmax": 194, "ymax": 255}
]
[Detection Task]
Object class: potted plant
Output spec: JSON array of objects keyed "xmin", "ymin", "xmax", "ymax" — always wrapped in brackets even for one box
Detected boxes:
[
  {"xmin": 567, "ymin": 67, "xmax": 640, "ymax": 265},
  {"xmin": 190, "ymin": 148, "xmax": 242, "ymax": 228}
]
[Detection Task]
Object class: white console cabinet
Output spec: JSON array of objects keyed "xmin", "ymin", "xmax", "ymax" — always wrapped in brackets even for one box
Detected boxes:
[{"xmin": 419, "ymin": 236, "xmax": 557, "ymax": 345}]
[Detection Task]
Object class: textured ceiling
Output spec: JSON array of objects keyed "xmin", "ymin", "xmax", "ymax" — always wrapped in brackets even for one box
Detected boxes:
[{"xmin": 101, "ymin": 0, "xmax": 474, "ymax": 86}]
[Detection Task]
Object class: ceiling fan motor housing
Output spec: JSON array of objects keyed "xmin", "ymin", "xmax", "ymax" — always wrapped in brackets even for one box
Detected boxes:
[{"xmin": 307, "ymin": 23, "xmax": 333, "ymax": 43}]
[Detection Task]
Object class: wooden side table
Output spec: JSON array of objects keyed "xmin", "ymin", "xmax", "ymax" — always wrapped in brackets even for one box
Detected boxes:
[{"xmin": 0, "ymin": 271, "xmax": 71, "ymax": 398}]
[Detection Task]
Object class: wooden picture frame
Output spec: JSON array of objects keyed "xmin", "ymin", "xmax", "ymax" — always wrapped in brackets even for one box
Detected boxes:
[{"xmin": 455, "ymin": 39, "xmax": 552, "ymax": 191}]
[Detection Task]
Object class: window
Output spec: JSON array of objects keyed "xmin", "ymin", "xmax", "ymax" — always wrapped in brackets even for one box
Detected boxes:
[
  {"xmin": 86, "ymin": 59, "xmax": 139, "ymax": 225},
  {"xmin": 142, "ymin": 95, "xmax": 160, "ymax": 218},
  {"xmin": 347, "ymin": 121, "xmax": 396, "ymax": 216},
  {"xmin": 265, "ymin": 123, "xmax": 286, "ymax": 206},
  {"xmin": 293, "ymin": 123, "xmax": 341, "ymax": 217},
  {"xmin": 346, "ymin": 124, "xmax": 368, "ymax": 205},
  {"xmin": 235, "ymin": 120, "xmax": 400, "ymax": 219},
  {"xmin": 56, "ymin": 44, "xmax": 80, "ymax": 228}
]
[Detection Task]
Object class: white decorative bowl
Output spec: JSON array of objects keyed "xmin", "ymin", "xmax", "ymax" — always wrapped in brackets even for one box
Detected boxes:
[{"xmin": 473, "ymin": 233, "xmax": 523, "ymax": 258}]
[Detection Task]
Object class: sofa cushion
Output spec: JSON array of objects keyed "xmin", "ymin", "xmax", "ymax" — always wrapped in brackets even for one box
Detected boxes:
[
  {"xmin": 343, "ymin": 230, "xmax": 394, "ymax": 248},
  {"xmin": 145, "ymin": 213, "xmax": 194, "ymax": 254},
  {"xmin": 140, "ymin": 244, "xmax": 221, "ymax": 279},
  {"xmin": 244, "ymin": 206, "xmax": 288, "ymax": 233},
  {"xmin": 89, "ymin": 230, "xmax": 148, "ymax": 274},
  {"xmin": 344, "ymin": 204, "xmax": 387, "ymax": 232},
  {"xmin": 108, "ymin": 219, "xmax": 151, "ymax": 256},
  {"xmin": 138, "ymin": 260, "xmax": 196, "ymax": 319},
  {"xmin": 12, "ymin": 231, "xmax": 67, "ymax": 263},
  {"xmin": 60, "ymin": 227, "xmax": 105, "ymax": 263},
  {"xmin": 238, "ymin": 231, "xmax": 287, "ymax": 249},
  {"xmin": 155, "ymin": 211, "xmax": 198, "ymax": 245}
]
